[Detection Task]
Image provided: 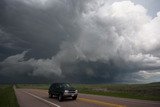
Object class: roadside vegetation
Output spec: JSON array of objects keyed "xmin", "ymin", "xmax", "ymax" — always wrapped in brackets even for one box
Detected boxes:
[
  {"xmin": 16, "ymin": 82, "xmax": 160, "ymax": 101},
  {"xmin": 0, "ymin": 85, "xmax": 19, "ymax": 107},
  {"xmin": 73, "ymin": 83, "xmax": 160, "ymax": 101},
  {"xmin": 16, "ymin": 84, "xmax": 50, "ymax": 89}
]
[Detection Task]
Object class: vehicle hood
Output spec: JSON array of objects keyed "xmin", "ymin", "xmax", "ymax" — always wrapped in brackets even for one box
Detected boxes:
[{"xmin": 64, "ymin": 87, "xmax": 76, "ymax": 91}]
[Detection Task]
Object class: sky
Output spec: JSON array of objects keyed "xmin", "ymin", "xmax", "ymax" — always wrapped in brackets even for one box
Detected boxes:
[{"xmin": 0, "ymin": 0, "xmax": 160, "ymax": 84}]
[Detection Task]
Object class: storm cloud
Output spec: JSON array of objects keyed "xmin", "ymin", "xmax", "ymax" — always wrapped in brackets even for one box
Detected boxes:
[{"xmin": 0, "ymin": 0, "xmax": 160, "ymax": 83}]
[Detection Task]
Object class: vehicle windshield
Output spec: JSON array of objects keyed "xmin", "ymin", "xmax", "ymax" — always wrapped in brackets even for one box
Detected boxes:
[{"xmin": 60, "ymin": 83, "xmax": 71, "ymax": 88}]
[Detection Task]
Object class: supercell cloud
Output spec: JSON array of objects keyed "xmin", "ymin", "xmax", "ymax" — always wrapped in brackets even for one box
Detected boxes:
[{"xmin": 0, "ymin": 0, "xmax": 160, "ymax": 83}]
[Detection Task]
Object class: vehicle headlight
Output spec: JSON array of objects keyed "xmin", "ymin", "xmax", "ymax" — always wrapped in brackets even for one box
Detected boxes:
[
  {"xmin": 64, "ymin": 90, "xmax": 69, "ymax": 93},
  {"xmin": 75, "ymin": 90, "xmax": 78, "ymax": 93}
]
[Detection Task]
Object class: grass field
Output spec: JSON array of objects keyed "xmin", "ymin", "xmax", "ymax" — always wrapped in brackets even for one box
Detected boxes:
[
  {"xmin": 0, "ymin": 85, "xmax": 19, "ymax": 107},
  {"xmin": 16, "ymin": 82, "xmax": 160, "ymax": 101},
  {"xmin": 73, "ymin": 83, "xmax": 160, "ymax": 101}
]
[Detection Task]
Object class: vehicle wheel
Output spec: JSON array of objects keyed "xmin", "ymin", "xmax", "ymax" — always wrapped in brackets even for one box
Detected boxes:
[
  {"xmin": 49, "ymin": 93, "xmax": 53, "ymax": 98},
  {"xmin": 72, "ymin": 96, "xmax": 77, "ymax": 100},
  {"xmin": 58, "ymin": 94, "xmax": 63, "ymax": 102}
]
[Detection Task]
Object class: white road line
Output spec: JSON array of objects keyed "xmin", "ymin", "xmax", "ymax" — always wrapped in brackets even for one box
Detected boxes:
[{"xmin": 23, "ymin": 91, "xmax": 61, "ymax": 107}]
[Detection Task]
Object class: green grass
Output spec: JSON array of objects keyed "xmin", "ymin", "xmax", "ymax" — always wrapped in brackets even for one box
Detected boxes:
[
  {"xmin": 16, "ymin": 83, "xmax": 160, "ymax": 101},
  {"xmin": 0, "ymin": 85, "xmax": 19, "ymax": 107},
  {"xmin": 73, "ymin": 83, "xmax": 160, "ymax": 101},
  {"xmin": 16, "ymin": 84, "xmax": 50, "ymax": 89}
]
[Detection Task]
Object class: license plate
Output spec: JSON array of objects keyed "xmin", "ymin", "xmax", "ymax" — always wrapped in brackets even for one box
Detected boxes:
[{"xmin": 71, "ymin": 94, "xmax": 74, "ymax": 96}]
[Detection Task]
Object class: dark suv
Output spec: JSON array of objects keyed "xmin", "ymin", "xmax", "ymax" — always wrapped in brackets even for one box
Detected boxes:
[{"xmin": 48, "ymin": 83, "xmax": 78, "ymax": 101}]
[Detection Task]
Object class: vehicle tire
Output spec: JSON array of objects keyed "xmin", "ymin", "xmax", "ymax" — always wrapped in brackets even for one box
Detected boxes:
[
  {"xmin": 58, "ymin": 94, "xmax": 63, "ymax": 102},
  {"xmin": 49, "ymin": 93, "xmax": 53, "ymax": 98},
  {"xmin": 72, "ymin": 96, "xmax": 77, "ymax": 100}
]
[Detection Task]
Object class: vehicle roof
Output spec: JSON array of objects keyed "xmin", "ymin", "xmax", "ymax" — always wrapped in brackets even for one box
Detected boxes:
[{"xmin": 51, "ymin": 83, "xmax": 70, "ymax": 85}]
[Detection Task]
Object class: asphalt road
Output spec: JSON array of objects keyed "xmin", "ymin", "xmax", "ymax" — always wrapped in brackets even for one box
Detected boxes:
[{"xmin": 15, "ymin": 89, "xmax": 160, "ymax": 107}]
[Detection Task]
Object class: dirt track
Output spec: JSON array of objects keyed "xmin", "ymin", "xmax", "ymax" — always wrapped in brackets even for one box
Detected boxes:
[{"xmin": 15, "ymin": 89, "xmax": 160, "ymax": 107}]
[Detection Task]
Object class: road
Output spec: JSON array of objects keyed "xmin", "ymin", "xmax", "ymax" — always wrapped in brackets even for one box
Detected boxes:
[{"xmin": 15, "ymin": 88, "xmax": 160, "ymax": 107}]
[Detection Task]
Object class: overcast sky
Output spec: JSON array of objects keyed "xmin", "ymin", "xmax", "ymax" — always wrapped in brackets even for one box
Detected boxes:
[{"xmin": 0, "ymin": 0, "xmax": 160, "ymax": 84}]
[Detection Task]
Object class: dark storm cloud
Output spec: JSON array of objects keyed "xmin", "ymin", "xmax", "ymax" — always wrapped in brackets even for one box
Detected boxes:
[
  {"xmin": 0, "ymin": 0, "xmax": 160, "ymax": 83},
  {"xmin": 0, "ymin": 0, "xmax": 85, "ymax": 58}
]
